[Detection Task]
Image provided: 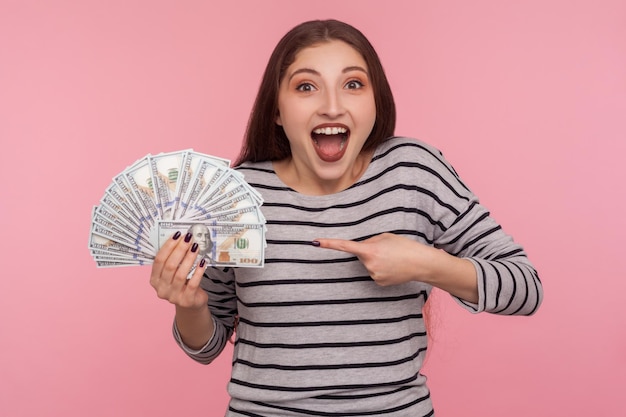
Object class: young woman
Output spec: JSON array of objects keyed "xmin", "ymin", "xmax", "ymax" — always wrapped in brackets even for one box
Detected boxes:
[{"xmin": 150, "ymin": 19, "xmax": 543, "ymax": 416}]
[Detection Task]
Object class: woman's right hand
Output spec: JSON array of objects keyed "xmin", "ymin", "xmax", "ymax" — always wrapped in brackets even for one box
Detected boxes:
[{"xmin": 149, "ymin": 230, "xmax": 209, "ymax": 310}]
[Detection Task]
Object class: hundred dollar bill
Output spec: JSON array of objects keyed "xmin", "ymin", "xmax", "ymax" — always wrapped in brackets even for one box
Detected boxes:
[
  {"xmin": 91, "ymin": 214, "xmax": 150, "ymax": 253},
  {"xmin": 192, "ymin": 168, "xmax": 243, "ymax": 208},
  {"xmin": 102, "ymin": 186, "xmax": 141, "ymax": 228},
  {"xmin": 93, "ymin": 204, "xmax": 153, "ymax": 249},
  {"xmin": 90, "ymin": 248, "xmax": 153, "ymax": 264},
  {"xmin": 148, "ymin": 150, "xmax": 188, "ymax": 220},
  {"xmin": 89, "ymin": 222, "xmax": 154, "ymax": 257},
  {"xmin": 191, "ymin": 191, "xmax": 263, "ymax": 222},
  {"xmin": 101, "ymin": 188, "xmax": 142, "ymax": 231},
  {"xmin": 91, "ymin": 206, "xmax": 155, "ymax": 251},
  {"xmin": 179, "ymin": 151, "xmax": 232, "ymax": 205},
  {"xmin": 199, "ymin": 183, "xmax": 248, "ymax": 212},
  {"xmin": 95, "ymin": 259, "xmax": 150, "ymax": 268},
  {"xmin": 188, "ymin": 150, "xmax": 230, "ymax": 168},
  {"xmin": 191, "ymin": 171, "xmax": 261, "ymax": 217},
  {"xmin": 204, "ymin": 205, "xmax": 266, "ymax": 223},
  {"xmin": 156, "ymin": 221, "xmax": 265, "ymax": 267},
  {"xmin": 179, "ymin": 160, "xmax": 229, "ymax": 220},
  {"xmin": 169, "ymin": 151, "xmax": 197, "ymax": 219},
  {"xmin": 172, "ymin": 151, "xmax": 232, "ymax": 219},
  {"xmin": 124, "ymin": 157, "xmax": 159, "ymax": 224},
  {"xmin": 91, "ymin": 251, "xmax": 152, "ymax": 265},
  {"xmin": 93, "ymin": 203, "xmax": 134, "ymax": 232},
  {"xmin": 88, "ymin": 231, "xmax": 154, "ymax": 261},
  {"xmin": 112, "ymin": 174, "xmax": 153, "ymax": 229}
]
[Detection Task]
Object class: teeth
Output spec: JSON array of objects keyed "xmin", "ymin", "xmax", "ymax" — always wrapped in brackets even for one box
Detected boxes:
[{"xmin": 313, "ymin": 127, "xmax": 347, "ymax": 135}]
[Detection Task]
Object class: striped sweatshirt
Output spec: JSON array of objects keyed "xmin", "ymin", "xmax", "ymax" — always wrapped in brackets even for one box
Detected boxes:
[{"xmin": 173, "ymin": 137, "xmax": 543, "ymax": 416}]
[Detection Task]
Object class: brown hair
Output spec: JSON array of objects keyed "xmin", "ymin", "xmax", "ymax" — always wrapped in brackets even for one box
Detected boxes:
[{"xmin": 234, "ymin": 19, "xmax": 396, "ymax": 166}]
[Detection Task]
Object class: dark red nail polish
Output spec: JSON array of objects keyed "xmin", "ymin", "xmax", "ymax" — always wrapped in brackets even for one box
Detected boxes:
[
  {"xmin": 172, "ymin": 231, "xmax": 181, "ymax": 240},
  {"xmin": 191, "ymin": 242, "xmax": 198, "ymax": 252},
  {"xmin": 311, "ymin": 240, "xmax": 321, "ymax": 247},
  {"xmin": 184, "ymin": 232, "xmax": 192, "ymax": 243},
  {"xmin": 199, "ymin": 258, "xmax": 206, "ymax": 268}
]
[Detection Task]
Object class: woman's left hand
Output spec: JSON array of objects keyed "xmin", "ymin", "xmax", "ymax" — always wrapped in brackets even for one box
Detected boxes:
[
  {"xmin": 314, "ymin": 233, "xmax": 440, "ymax": 286},
  {"xmin": 315, "ymin": 233, "xmax": 479, "ymax": 302}
]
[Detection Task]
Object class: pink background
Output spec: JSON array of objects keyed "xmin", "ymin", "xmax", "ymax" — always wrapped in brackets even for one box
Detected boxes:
[{"xmin": 1, "ymin": 1, "xmax": 625, "ymax": 416}]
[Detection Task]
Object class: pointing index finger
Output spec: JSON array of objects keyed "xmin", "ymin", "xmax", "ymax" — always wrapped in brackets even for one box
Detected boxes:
[{"xmin": 313, "ymin": 238, "xmax": 363, "ymax": 255}]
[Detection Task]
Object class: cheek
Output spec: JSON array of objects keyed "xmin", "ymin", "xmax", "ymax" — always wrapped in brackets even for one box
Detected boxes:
[
  {"xmin": 358, "ymin": 101, "xmax": 377, "ymax": 132},
  {"xmin": 277, "ymin": 110, "xmax": 311, "ymax": 142},
  {"xmin": 349, "ymin": 94, "xmax": 376, "ymax": 125}
]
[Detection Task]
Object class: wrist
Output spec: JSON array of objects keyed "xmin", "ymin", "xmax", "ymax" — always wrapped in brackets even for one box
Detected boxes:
[
  {"xmin": 418, "ymin": 248, "xmax": 479, "ymax": 303},
  {"xmin": 174, "ymin": 304, "xmax": 214, "ymax": 351},
  {"xmin": 175, "ymin": 302, "xmax": 209, "ymax": 319}
]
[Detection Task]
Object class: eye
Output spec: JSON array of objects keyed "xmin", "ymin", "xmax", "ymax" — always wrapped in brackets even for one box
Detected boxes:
[
  {"xmin": 296, "ymin": 82, "xmax": 316, "ymax": 92},
  {"xmin": 345, "ymin": 79, "xmax": 364, "ymax": 90}
]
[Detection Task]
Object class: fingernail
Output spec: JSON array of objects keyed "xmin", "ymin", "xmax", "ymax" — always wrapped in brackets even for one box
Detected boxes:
[
  {"xmin": 199, "ymin": 258, "xmax": 206, "ymax": 268},
  {"xmin": 172, "ymin": 231, "xmax": 181, "ymax": 240},
  {"xmin": 311, "ymin": 240, "xmax": 321, "ymax": 247},
  {"xmin": 184, "ymin": 232, "xmax": 192, "ymax": 243},
  {"xmin": 191, "ymin": 242, "xmax": 198, "ymax": 252}
]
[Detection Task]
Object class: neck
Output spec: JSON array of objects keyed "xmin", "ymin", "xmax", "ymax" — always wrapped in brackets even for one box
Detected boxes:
[{"xmin": 274, "ymin": 149, "xmax": 374, "ymax": 196}]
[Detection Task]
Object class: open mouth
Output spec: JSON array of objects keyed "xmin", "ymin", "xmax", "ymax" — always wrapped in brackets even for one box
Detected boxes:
[{"xmin": 311, "ymin": 126, "xmax": 349, "ymax": 162}]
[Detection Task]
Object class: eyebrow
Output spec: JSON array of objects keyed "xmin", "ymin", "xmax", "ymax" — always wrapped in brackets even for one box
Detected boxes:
[{"xmin": 287, "ymin": 66, "xmax": 369, "ymax": 82}]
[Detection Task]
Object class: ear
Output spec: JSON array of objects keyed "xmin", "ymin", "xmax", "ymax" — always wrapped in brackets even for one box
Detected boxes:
[{"xmin": 275, "ymin": 110, "xmax": 282, "ymax": 126}]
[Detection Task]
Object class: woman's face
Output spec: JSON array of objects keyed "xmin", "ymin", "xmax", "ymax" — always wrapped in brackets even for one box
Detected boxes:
[{"xmin": 276, "ymin": 40, "xmax": 376, "ymax": 194}]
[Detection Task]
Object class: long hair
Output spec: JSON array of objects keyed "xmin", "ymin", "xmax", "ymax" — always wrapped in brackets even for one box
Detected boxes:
[{"xmin": 234, "ymin": 19, "xmax": 396, "ymax": 166}]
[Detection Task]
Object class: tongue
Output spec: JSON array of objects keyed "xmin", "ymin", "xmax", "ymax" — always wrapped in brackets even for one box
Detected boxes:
[{"xmin": 314, "ymin": 135, "xmax": 345, "ymax": 161}]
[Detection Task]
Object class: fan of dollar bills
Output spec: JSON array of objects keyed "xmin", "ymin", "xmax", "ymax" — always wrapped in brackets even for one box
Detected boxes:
[{"xmin": 89, "ymin": 150, "xmax": 266, "ymax": 268}]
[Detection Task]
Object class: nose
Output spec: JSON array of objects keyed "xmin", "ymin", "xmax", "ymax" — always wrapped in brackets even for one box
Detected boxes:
[{"xmin": 318, "ymin": 88, "xmax": 345, "ymax": 118}]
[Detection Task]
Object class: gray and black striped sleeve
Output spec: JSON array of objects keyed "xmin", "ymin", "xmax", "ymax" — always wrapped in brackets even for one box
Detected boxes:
[{"xmin": 424, "ymin": 145, "xmax": 543, "ymax": 315}]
